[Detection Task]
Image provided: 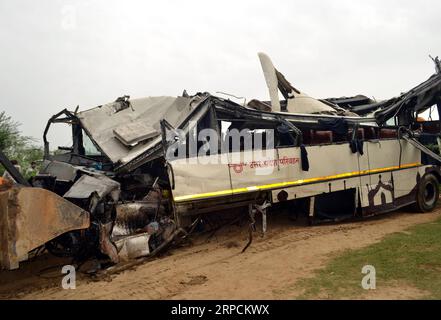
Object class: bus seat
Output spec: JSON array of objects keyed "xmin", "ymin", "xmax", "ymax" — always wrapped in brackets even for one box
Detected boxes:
[
  {"xmin": 301, "ymin": 129, "xmax": 312, "ymax": 145},
  {"xmin": 379, "ymin": 128, "xmax": 398, "ymax": 139},
  {"xmin": 364, "ymin": 127, "xmax": 377, "ymax": 140},
  {"xmin": 347, "ymin": 128, "xmax": 365, "ymax": 140},
  {"xmin": 422, "ymin": 122, "xmax": 441, "ymax": 134},
  {"xmin": 311, "ymin": 131, "xmax": 333, "ymax": 144}
]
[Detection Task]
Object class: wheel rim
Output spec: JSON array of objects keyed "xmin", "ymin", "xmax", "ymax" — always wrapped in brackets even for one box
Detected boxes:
[{"xmin": 423, "ymin": 181, "xmax": 436, "ymax": 207}]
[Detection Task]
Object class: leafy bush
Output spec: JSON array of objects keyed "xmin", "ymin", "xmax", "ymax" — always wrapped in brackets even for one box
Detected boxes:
[{"xmin": 0, "ymin": 111, "xmax": 43, "ymax": 178}]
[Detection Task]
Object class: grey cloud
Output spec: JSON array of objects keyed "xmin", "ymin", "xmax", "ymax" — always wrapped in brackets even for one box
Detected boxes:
[{"xmin": 1, "ymin": 0, "xmax": 441, "ymax": 147}]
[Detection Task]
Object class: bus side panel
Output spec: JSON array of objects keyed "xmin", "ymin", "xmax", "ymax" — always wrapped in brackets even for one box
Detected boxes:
[
  {"xmin": 363, "ymin": 139, "xmax": 421, "ymax": 215},
  {"xmin": 271, "ymin": 177, "xmax": 360, "ymax": 202},
  {"xmin": 228, "ymin": 143, "xmax": 360, "ymax": 194},
  {"xmin": 228, "ymin": 148, "xmax": 278, "ymax": 192},
  {"xmin": 170, "ymin": 154, "xmax": 232, "ymax": 202},
  {"xmin": 392, "ymin": 168, "xmax": 419, "ymax": 207}
]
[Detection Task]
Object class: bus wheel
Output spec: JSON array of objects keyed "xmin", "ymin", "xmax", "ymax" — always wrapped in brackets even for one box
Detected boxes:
[{"xmin": 414, "ymin": 173, "xmax": 439, "ymax": 213}]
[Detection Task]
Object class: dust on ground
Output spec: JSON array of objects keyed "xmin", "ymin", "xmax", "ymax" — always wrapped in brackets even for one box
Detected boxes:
[{"xmin": 1, "ymin": 208, "xmax": 439, "ymax": 300}]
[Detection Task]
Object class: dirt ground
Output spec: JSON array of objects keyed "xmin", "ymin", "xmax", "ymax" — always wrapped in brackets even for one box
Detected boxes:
[{"xmin": 0, "ymin": 208, "xmax": 439, "ymax": 300}]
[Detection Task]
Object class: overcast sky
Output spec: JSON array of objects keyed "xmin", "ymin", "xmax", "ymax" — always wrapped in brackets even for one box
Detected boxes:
[{"xmin": 1, "ymin": 0, "xmax": 441, "ymax": 147}]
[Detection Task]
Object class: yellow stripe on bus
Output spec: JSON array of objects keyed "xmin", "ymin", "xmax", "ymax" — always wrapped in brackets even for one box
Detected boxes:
[{"xmin": 173, "ymin": 162, "xmax": 421, "ymax": 202}]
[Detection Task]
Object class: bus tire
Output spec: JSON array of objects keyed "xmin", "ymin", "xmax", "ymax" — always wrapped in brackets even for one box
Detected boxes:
[{"xmin": 414, "ymin": 173, "xmax": 439, "ymax": 213}]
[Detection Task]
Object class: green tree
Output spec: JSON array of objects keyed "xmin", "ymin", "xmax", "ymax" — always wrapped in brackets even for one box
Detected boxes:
[{"xmin": 0, "ymin": 111, "xmax": 43, "ymax": 178}]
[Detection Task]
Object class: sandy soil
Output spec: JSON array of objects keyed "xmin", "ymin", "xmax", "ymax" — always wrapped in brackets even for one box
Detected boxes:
[{"xmin": 0, "ymin": 208, "xmax": 439, "ymax": 300}]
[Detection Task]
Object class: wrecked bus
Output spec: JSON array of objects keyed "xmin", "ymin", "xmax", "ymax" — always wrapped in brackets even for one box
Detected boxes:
[{"xmin": 1, "ymin": 53, "xmax": 441, "ymax": 270}]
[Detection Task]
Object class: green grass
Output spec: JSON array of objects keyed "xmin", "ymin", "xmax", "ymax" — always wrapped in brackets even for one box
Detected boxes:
[{"xmin": 295, "ymin": 216, "xmax": 441, "ymax": 299}]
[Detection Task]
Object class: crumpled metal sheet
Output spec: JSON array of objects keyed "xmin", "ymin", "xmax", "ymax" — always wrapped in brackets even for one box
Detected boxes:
[
  {"xmin": 374, "ymin": 73, "xmax": 441, "ymax": 124},
  {"xmin": 113, "ymin": 121, "xmax": 159, "ymax": 146},
  {"xmin": 114, "ymin": 233, "xmax": 150, "ymax": 261},
  {"xmin": 77, "ymin": 96, "xmax": 204, "ymax": 165},
  {"xmin": 64, "ymin": 174, "xmax": 120, "ymax": 199},
  {"xmin": 258, "ymin": 52, "xmax": 342, "ymax": 115},
  {"xmin": 40, "ymin": 160, "xmax": 79, "ymax": 182}
]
